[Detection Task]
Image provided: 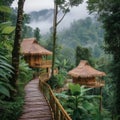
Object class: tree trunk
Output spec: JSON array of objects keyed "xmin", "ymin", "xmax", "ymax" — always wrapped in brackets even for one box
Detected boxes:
[
  {"xmin": 11, "ymin": 0, "xmax": 25, "ymax": 89},
  {"xmin": 51, "ymin": 1, "xmax": 58, "ymax": 76},
  {"xmin": 114, "ymin": 58, "xmax": 120, "ymax": 118}
]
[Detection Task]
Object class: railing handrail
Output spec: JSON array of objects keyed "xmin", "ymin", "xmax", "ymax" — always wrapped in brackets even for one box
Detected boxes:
[{"xmin": 39, "ymin": 78, "xmax": 72, "ymax": 120}]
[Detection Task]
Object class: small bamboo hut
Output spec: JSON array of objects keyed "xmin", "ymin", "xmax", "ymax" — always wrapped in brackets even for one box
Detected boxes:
[
  {"xmin": 21, "ymin": 38, "xmax": 52, "ymax": 69},
  {"xmin": 68, "ymin": 60, "xmax": 106, "ymax": 88}
]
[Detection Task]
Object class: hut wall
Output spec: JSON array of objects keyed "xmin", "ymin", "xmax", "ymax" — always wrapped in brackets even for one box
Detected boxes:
[
  {"xmin": 24, "ymin": 55, "xmax": 42, "ymax": 67},
  {"xmin": 73, "ymin": 77, "xmax": 96, "ymax": 85},
  {"xmin": 34, "ymin": 55, "xmax": 42, "ymax": 65},
  {"xmin": 85, "ymin": 77, "xmax": 96, "ymax": 85},
  {"xmin": 31, "ymin": 55, "xmax": 42, "ymax": 67}
]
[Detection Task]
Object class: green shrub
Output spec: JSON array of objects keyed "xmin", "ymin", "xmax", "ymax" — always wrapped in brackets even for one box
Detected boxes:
[
  {"xmin": 0, "ymin": 96, "xmax": 24, "ymax": 120},
  {"xmin": 48, "ymin": 70, "xmax": 67, "ymax": 89},
  {"xmin": 0, "ymin": 52, "xmax": 14, "ymax": 99},
  {"xmin": 18, "ymin": 59, "xmax": 33, "ymax": 84},
  {"xmin": 56, "ymin": 83, "xmax": 111, "ymax": 120}
]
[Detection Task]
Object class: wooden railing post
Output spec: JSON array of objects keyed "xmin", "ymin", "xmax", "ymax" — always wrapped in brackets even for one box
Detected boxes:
[
  {"xmin": 60, "ymin": 111, "xmax": 64, "ymax": 120},
  {"xmin": 55, "ymin": 104, "xmax": 60, "ymax": 120}
]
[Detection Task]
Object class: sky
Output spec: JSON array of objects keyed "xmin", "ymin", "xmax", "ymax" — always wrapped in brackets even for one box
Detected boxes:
[
  {"xmin": 12, "ymin": 0, "xmax": 54, "ymax": 13},
  {"xmin": 12, "ymin": 0, "xmax": 90, "ymax": 34}
]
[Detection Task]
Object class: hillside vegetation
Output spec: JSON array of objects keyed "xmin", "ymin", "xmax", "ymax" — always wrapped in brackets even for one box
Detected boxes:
[{"xmin": 43, "ymin": 17, "xmax": 104, "ymax": 63}]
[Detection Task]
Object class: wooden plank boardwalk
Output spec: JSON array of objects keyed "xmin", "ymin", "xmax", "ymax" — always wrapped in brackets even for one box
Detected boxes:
[{"xmin": 19, "ymin": 78, "xmax": 53, "ymax": 120}]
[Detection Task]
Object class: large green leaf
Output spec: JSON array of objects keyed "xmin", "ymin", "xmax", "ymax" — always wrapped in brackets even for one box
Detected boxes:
[
  {"xmin": 0, "ymin": 54, "xmax": 8, "ymax": 60},
  {"xmin": 0, "ymin": 61, "xmax": 13, "ymax": 70},
  {"xmin": 0, "ymin": 22, "xmax": 12, "ymax": 29},
  {"xmin": 82, "ymin": 100, "xmax": 95, "ymax": 111},
  {"xmin": 80, "ymin": 86, "xmax": 92, "ymax": 93},
  {"xmin": 0, "ymin": 53, "xmax": 13, "ymax": 82},
  {"xmin": 0, "ymin": 85, "xmax": 10, "ymax": 97},
  {"xmin": 0, "ymin": 6, "xmax": 11, "ymax": 13},
  {"xmin": 69, "ymin": 83, "xmax": 81, "ymax": 95},
  {"xmin": 0, "ymin": 71, "xmax": 9, "ymax": 81},
  {"xmin": 83, "ymin": 95, "xmax": 101, "ymax": 100},
  {"xmin": 1, "ymin": 26, "xmax": 15, "ymax": 35},
  {"xmin": 0, "ymin": 65, "xmax": 13, "ymax": 73},
  {"xmin": 55, "ymin": 92, "xmax": 68, "ymax": 99},
  {"xmin": 0, "ymin": 81, "xmax": 14, "ymax": 91},
  {"xmin": 0, "ymin": 22, "xmax": 15, "ymax": 35}
]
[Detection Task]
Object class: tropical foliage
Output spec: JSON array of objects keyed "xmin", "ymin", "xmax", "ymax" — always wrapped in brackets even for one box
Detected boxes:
[
  {"xmin": 43, "ymin": 17, "xmax": 105, "ymax": 64},
  {"xmin": 0, "ymin": 1, "xmax": 33, "ymax": 120},
  {"xmin": 0, "ymin": 13, "xmax": 15, "ymax": 99},
  {"xmin": 56, "ymin": 83, "xmax": 111, "ymax": 120},
  {"xmin": 76, "ymin": 45, "xmax": 94, "ymax": 66},
  {"xmin": 87, "ymin": 0, "xmax": 120, "ymax": 117},
  {"xmin": 0, "ymin": 52, "xmax": 14, "ymax": 98},
  {"xmin": 0, "ymin": 97, "xmax": 24, "ymax": 120}
]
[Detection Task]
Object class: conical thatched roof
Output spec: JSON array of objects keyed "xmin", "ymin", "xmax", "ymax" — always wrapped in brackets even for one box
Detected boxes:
[
  {"xmin": 21, "ymin": 38, "xmax": 52, "ymax": 55},
  {"xmin": 68, "ymin": 60, "xmax": 106, "ymax": 78}
]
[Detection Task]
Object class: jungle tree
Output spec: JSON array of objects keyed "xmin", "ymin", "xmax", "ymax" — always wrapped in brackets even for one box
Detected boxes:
[
  {"xmin": 52, "ymin": 0, "xmax": 69, "ymax": 76},
  {"xmin": 87, "ymin": 0, "xmax": 120, "ymax": 117},
  {"xmin": 34, "ymin": 27, "xmax": 41, "ymax": 41},
  {"xmin": 52, "ymin": 0, "xmax": 83, "ymax": 76},
  {"xmin": 11, "ymin": 0, "xmax": 25, "ymax": 89},
  {"xmin": 76, "ymin": 46, "xmax": 93, "ymax": 66}
]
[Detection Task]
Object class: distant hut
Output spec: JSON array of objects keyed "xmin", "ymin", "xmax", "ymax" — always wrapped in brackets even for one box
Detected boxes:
[
  {"xmin": 68, "ymin": 60, "xmax": 106, "ymax": 87},
  {"xmin": 21, "ymin": 38, "xmax": 52, "ymax": 68}
]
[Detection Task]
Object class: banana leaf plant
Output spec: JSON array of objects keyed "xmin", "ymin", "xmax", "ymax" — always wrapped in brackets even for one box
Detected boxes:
[
  {"xmin": 56, "ymin": 83, "xmax": 111, "ymax": 120},
  {"xmin": 0, "ymin": 52, "xmax": 14, "ymax": 98}
]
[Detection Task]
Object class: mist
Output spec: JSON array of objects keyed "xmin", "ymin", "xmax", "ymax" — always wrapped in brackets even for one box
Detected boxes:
[
  {"xmin": 12, "ymin": 0, "xmax": 90, "ymax": 34},
  {"xmin": 27, "ymin": 1, "xmax": 90, "ymax": 34}
]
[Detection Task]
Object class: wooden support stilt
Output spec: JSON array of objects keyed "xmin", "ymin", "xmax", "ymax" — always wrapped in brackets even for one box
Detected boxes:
[{"xmin": 99, "ymin": 87, "xmax": 102, "ymax": 112}]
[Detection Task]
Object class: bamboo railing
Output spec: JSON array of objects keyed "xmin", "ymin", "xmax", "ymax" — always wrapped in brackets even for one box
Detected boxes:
[{"xmin": 39, "ymin": 78, "xmax": 72, "ymax": 120}]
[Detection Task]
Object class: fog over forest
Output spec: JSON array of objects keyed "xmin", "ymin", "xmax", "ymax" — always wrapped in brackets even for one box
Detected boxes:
[{"xmin": 12, "ymin": 0, "xmax": 90, "ymax": 34}]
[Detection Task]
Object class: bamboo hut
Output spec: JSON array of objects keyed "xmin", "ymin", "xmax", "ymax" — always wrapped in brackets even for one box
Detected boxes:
[
  {"xmin": 21, "ymin": 38, "xmax": 52, "ymax": 69},
  {"xmin": 68, "ymin": 60, "xmax": 106, "ymax": 87}
]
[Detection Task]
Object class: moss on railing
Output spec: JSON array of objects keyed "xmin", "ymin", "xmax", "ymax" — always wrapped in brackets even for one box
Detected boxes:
[{"xmin": 39, "ymin": 78, "xmax": 72, "ymax": 120}]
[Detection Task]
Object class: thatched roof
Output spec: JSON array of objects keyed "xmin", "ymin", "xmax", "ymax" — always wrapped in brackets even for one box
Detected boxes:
[
  {"xmin": 68, "ymin": 60, "xmax": 106, "ymax": 78},
  {"xmin": 21, "ymin": 38, "xmax": 52, "ymax": 55}
]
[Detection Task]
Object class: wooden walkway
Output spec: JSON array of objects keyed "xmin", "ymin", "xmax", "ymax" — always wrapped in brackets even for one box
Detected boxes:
[{"xmin": 19, "ymin": 78, "xmax": 53, "ymax": 120}]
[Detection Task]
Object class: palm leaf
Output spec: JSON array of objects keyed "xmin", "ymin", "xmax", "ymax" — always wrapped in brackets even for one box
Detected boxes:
[
  {"xmin": 0, "ymin": 55, "xmax": 9, "ymax": 61},
  {"xmin": 0, "ymin": 85, "xmax": 10, "ymax": 97},
  {"xmin": 0, "ymin": 65, "xmax": 13, "ymax": 73},
  {"xmin": 1, "ymin": 26, "xmax": 15, "ymax": 35},
  {"xmin": 0, "ymin": 81, "xmax": 14, "ymax": 91},
  {"xmin": 0, "ymin": 62, "xmax": 13, "ymax": 70},
  {"xmin": 0, "ymin": 70, "xmax": 10, "ymax": 81}
]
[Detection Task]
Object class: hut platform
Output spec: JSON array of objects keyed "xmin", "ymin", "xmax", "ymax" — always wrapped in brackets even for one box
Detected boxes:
[{"xmin": 19, "ymin": 78, "xmax": 53, "ymax": 120}]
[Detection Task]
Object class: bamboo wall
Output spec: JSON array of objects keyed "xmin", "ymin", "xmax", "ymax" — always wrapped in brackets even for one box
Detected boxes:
[{"xmin": 73, "ymin": 77, "xmax": 96, "ymax": 85}]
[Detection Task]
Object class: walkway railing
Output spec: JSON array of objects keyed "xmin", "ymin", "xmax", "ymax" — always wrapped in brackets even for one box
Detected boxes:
[
  {"xmin": 40, "ymin": 73, "xmax": 50, "ymax": 82},
  {"xmin": 39, "ymin": 78, "xmax": 72, "ymax": 120}
]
